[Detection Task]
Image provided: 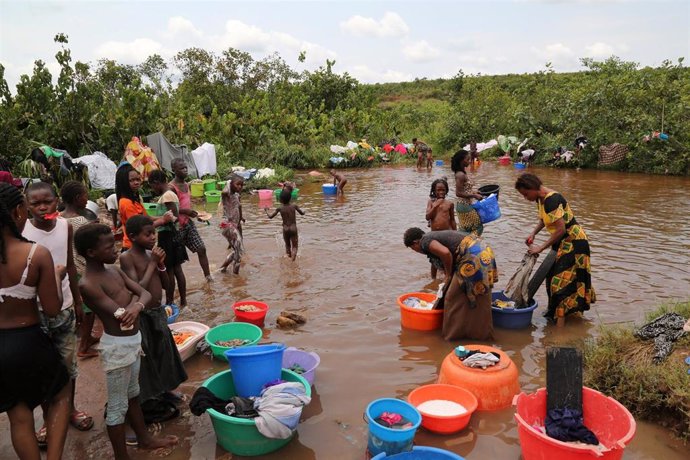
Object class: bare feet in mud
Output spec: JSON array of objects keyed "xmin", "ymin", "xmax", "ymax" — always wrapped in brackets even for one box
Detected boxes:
[{"xmin": 137, "ymin": 434, "xmax": 178, "ymax": 455}]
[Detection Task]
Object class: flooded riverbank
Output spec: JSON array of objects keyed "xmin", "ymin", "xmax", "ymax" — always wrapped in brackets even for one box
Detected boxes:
[{"xmin": 2, "ymin": 162, "xmax": 689, "ymax": 459}]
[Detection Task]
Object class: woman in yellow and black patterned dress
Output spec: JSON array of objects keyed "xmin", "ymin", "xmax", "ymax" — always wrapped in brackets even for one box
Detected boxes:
[{"xmin": 515, "ymin": 173, "xmax": 595, "ymax": 323}]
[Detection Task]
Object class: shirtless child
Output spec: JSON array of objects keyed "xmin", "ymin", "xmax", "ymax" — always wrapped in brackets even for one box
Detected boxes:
[
  {"xmin": 265, "ymin": 189, "xmax": 305, "ymax": 261},
  {"xmin": 425, "ymin": 178, "xmax": 456, "ymax": 278},
  {"xmin": 75, "ymin": 224, "xmax": 177, "ymax": 460},
  {"xmin": 119, "ymin": 215, "xmax": 187, "ymax": 411},
  {"xmin": 329, "ymin": 169, "xmax": 347, "ymax": 195}
]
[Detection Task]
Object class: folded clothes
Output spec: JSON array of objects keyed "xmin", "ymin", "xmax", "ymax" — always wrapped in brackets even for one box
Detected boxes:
[{"xmin": 461, "ymin": 352, "xmax": 500, "ymax": 369}]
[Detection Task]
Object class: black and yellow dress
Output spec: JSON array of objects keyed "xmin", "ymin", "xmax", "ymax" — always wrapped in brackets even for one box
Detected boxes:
[{"xmin": 538, "ymin": 192, "xmax": 595, "ymax": 319}]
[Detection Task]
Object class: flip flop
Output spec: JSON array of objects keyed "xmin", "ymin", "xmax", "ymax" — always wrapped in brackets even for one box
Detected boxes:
[
  {"xmin": 36, "ymin": 425, "xmax": 47, "ymax": 449},
  {"xmin": 70, "ymin": 410, "xmax": 94, "ymax": 431}
]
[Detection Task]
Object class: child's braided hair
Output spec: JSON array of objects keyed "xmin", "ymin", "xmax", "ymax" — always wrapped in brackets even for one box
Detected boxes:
[{"xmin": 0, "ymin": 183, "xmax": 29, "ymax": 264}]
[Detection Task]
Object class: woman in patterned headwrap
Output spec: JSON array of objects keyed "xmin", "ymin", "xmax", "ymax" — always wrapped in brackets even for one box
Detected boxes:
[
  {"xmin": 515, "ymin": 173, "xmax": 595, "ymax": 324},
  {"xmin": 404, "ymin": 228, "xmax": 498, "ymax": 341}
]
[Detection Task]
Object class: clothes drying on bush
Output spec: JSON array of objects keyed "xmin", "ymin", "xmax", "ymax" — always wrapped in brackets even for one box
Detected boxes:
[
  {"xmin": 147, "ymin": 132, "xmax": 199, "ymax": 177},
  {"xmin": 634, "ymin": 312, "xmax": 687, "ymax": 363},
  {"xmin": 124, "ymin": 137, "xmax": 160, "ymax": 181},
  {"xmin": 598, "ymin": 143, "xmax": 629, "ymax": 166},
  {"xmin": 72, "ymin": 151, "xmax": 117, "ymax": 189},
  {"xmin": 504, "ymin": 253, "xmax": 539, "ymax": 307},
  {"xmin": 191, "ymin": 142, "xmax": 217, "ymax": 177},
  {"xmin": 545, "ymin": 408, "xmax": 599, "ymax": 445}
]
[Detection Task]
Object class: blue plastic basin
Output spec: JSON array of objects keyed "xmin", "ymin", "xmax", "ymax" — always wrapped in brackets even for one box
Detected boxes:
[{"xmin": 491, "ymin": 291, "xmax": 538, "ymax": 329}]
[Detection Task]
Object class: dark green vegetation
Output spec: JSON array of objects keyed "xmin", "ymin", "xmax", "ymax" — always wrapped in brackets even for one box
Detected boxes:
[
  {"xmin": 1, "ymin": 35, "xmax": 688, "ymax": 176},
  {"xmin": 584, "ymin": 301, "xmax": 690, "ymax": 440}
]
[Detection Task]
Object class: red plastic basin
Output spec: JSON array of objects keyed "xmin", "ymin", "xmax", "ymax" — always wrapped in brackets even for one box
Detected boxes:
[
  {"xmin": 232, "ymin": 301, "xmax": 269, "ymax": 328},
  {"xmin": 514, "ymin": 387, "xmax": 636, "ymax": 460}
]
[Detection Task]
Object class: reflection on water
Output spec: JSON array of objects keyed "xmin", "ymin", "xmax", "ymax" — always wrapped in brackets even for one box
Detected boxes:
[
  {"xmin": 172, "ymin": 163, "xmax": 689, "ymax": 459},
  {"xmin": 7, "ymin": 163, "xmax": 686, "ymax": 459}
]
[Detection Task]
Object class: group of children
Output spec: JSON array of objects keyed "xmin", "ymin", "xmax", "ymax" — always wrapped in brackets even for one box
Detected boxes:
[
  {"xmin": 0, "ymin": 156, "xmax": 352, "ymax": 459},
  {"xmin": 0, "ymin": 180, "xmax": 182, "ymax": 460}
]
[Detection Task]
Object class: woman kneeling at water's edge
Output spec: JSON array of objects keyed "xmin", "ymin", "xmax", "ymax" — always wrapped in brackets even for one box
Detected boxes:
[
  {"xmin": 404, "ymin": 228, "xmax": 497, "ymax": 341},
  {"xmin": 515, "ymin": 173, "xmax": 595, "ymax": 324}
]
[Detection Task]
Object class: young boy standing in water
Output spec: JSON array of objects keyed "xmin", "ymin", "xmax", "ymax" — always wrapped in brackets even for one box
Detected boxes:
[
  {"xmin": 329, "ymin": 169, "xmax": 347, "ymax": 195},
  {"xmin": 75, "ymin": 223, "xmax": 177, "ymax": 460},
  {"xmin": 265, "ymin": 188, "xmax": 306, "ymax": 261},
  {"xmin": 169, "ymin": 159, "xmax": 212, "ymax": 281},
  {"xmin": 425, "ymin": 178, "xmax": 456, "ymax": 279},
  {"xmin": 220, "ymin": 175, "xmax": 245, "ymax": 274}
]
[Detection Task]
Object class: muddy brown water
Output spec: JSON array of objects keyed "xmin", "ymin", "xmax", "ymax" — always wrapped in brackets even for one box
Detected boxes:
[{"xmin": 2, "ymin": 163, "xmax": 689, "ymax": 459}]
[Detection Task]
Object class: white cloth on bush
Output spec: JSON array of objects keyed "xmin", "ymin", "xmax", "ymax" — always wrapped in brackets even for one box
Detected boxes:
[
  {"xmin": 345, "ymin": 141, "xmax": 358, "ymax": 150},
  {"xmin": 72, "ymin": 151, "xmax": 118, "ymax": 190},
  {"xmin": 255, "ymin": 168, "xmax": 275, "ymax": 179},
  {"xmin": 191, "ymin": 143, "xmax": 217, "ymax": 177}
]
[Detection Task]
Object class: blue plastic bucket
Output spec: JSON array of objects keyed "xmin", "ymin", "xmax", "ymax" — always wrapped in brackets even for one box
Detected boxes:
[
  {"xmin": 223, "ymin": 344, "xmax": 286, "ymax": 397},
  {"xmin": 435, "ymin": 160, "xmax": 444, "ymax": 166},
  {"xmin": 471, "ymin": 193, "xmax": 501, "ymax": 224},
  {"xmin": 371, "ymin": 446, "xmax": 465, "ymax": 459},
  {"xmin": 491, "ymin": 291, "xmax": 539, "ymax": 329},
  {"xmin": 514, "ymin": 162, "xmax": 526, "ymax": 169},
  {"xmin": 365, "ymin": 398, "xmax": 421, "ymax": 456},
  {"xmin": 322, "ymin": 184, "xmax": 337, "ymax": 195}
]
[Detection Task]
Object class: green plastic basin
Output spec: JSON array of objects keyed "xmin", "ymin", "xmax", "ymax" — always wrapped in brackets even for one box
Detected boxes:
[
  {"xmin": 143, "ymin": 202, "xmax": 163, "ymax": 217},
  {"xmin": 205, "ymin": 190, "xmax": 221, "ymax": 203},
  {"xmin": 203, "ymin": 369, "xmax": 310, "ymax": 456},
  {"xmin": 205, "ymin": 322, "xmax": 262, "ymax": 360},
  {"xmin": 203, "ymin": 179, "xmax": 217, "ymax": 191}
]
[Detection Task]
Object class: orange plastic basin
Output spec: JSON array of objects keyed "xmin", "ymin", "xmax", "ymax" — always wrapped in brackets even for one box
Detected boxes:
[
  {"xmin": 397, "ymin": 292, "xmax": 442, "ymax": 331},
  {"xmin": 407, "ymin": 384, "xmax": 478, "ymax": 434},
  {"xmin": 437, "ymin": 344, "xmax": 519, "ymax": 411}
]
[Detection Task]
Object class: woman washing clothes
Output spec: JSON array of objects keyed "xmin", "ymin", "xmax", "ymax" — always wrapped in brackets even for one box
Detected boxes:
[
  {"xmin": 515, "ymin": 173, "xmax": 595, "ymax": 325},
  {"xmin": 452, "ymin": 150, "xmax": 484, "ymax": 235},
  {"xmin": 403, "ymin": 228, "xmax": 498, "ymax": 341}
]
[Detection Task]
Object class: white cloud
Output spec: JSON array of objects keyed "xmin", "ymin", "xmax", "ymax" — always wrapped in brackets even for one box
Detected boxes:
[
  {"xmin": 531, "ymin": 42, "xmax": 574, "ymax": 58},
  {"xmin": 216, "ymin": 19, "xmax": 272, "ymax": 52},
  {"xmin": 167, "ymin": 16, "xmax": 202, "ymax": 38},
  {"xmin": 209, "ymin": 19, "xmax": 336, "ymax": 63},
  {"xmin": 403, "ymin": 40, "xmax": 441, "ymax": 62},
  {"xmin": 585, "ymin": 42, "xmax": 616, "ymax": 58},
  {"xmin": 96, "ymin": 38, "xmax": 167, "ymax": 63},
  {"xmin": 340, "ymin": 12, "xmax": 409, "ymax": 38},
  {"xmin": 348, "ymin": 65, "xmax": 412, "ymax": 83}
]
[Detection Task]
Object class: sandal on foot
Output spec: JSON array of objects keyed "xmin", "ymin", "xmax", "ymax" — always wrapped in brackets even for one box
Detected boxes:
[
  {"xmin": 70, "ymin": 410, "xmax": 94, "ymax": 431},
  {"xmin": 36, "ymin": 425, "xmax": 47, "ymax": 449}
]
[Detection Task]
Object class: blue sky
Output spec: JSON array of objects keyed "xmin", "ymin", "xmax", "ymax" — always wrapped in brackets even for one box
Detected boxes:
[{"xmin": 1, "ymin": 0, "xmax": 688, "ymax": 89}]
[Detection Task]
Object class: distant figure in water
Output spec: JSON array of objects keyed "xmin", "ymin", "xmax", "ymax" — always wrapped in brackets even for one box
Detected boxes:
[
  {"xmin": 329, "ymin": 169, "xmax": 347, "ymax": 195},
  {"xmin": 265, "ymin": 189, "xmax": 305, "ymax": 261},
  {"xmin": 413, "ymin": 138, "xmax": 433, "ymax": 170},
  {"xmin": 426, "ymin": 178, "xmax": 456, "ymax": 279}
]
